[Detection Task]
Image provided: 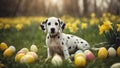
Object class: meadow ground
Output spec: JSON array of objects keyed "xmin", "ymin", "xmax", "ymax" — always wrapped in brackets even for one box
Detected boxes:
[{"xmin": 0, "ymin": 14, "xmax": 120, "ymax": 68}]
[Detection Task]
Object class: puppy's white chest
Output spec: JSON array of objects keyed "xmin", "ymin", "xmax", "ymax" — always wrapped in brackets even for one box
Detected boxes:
[{"xmin": 47, "ymin": 38, "xmax": 62, "ymax": 54}]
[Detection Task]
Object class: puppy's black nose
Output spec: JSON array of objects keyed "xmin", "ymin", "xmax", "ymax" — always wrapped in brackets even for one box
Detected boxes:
[{"xmin": 51, "ymin": 28, "xmax": 55, "ymax": 33}]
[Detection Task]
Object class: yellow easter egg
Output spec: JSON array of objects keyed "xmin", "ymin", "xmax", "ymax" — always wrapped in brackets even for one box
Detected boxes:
[
  {"xmin": 26, "ymin": 52, "xmax": 38, "ymax": 61},
  {"xmin": 117, "ymin": 46, "xmax": 120, "ymax": 57},
  {"xmin": 30, "ymin": 44, "xmax": 38, "ymax": 53},
  {"xmin": 15, "ymin": 53, "xmax": 25, "ymax": 62},
  {"xmin": 3, "ymin": 48, "xmax": 13, "ymax": 57},
  {"xmin": 20, "ymin": 55, "xmax": 34, "ymax": 63},
  {"xmin": 0, "ymin": 42, "xmax": 8, "ymax": 51},
  {"xmin": 51, "ymin": 54, "xmax": 62, "ymax": 66},
  {"xmin": 98, "ymin": 47, "xmax": 108, "ymax": 58},
  {"xmin": 74, "ymin": 56, "xmax": 86, "ymax": 67},
  {"xmin": 74, "ymin": 52, "xmax": 85, "ymax": 60}
]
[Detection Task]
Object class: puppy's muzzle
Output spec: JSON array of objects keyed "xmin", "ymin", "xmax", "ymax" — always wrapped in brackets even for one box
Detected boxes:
[{"xmin": 51, "ymin": 28, "xmax": 55, "ymax": 33}]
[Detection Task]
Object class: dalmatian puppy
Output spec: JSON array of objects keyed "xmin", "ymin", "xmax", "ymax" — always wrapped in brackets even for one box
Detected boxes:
[{"xmin": 40, "ymin": 17, "xmax": 90, "ymax": 62}]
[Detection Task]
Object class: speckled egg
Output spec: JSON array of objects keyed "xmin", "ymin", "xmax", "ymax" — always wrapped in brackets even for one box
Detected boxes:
[
  {"xmin": 98, "ymin": 47, "xmax": 108, "ymax": 58},
  {"xmin": 108, "ymin": 47, "xmax": 116, "ymax": 57}
]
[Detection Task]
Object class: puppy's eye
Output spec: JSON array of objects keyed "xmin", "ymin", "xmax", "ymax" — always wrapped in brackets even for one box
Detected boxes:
[
  {"xmin": 48, "ymin": 22, "xmax": 51, "ymax": 25},
  {"xmin": 55, "ymin": 22, "xmax": 58, "ymax": 25}
]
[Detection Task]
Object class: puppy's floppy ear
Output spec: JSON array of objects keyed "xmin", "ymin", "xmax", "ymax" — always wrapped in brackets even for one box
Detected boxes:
[
  {"xmin": 58, "ymin": 18, "xmax": 66, "ymax": 32},
  {"xmin": 40, "ymin": 19, "xmax": 48, "ymax": 32}
]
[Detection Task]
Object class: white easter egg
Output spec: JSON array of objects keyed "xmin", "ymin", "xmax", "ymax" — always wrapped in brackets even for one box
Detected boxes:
[
  {"xmin": 108, "ymin": 47, "xmax": 116, "ymax": 57},
  {"xmin": 9, "ymin": 46, "xmax": 16, "ymax": 53},
  {"xmin": 75, "ymin": 50, "xmax": 83, "ymax": 54},
  {"xmin": 110, "ymin": 63, "xmax": 120, "ymax": 68},
  {"xmin": 51, "ymin": 54, "xmax": 62, "ymax": 66},
  {"xmin": 30, "ymin": 44, "xmax": 38, "ymax": 53}
]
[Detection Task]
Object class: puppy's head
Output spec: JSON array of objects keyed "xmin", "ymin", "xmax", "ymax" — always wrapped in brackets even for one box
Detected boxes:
[{"xmin": 40, "ymin": 17, "xmax": 65, "ymax": 36}]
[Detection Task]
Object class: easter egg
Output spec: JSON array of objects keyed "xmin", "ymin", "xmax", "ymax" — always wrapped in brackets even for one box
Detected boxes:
[
  {"xmin": 84, "ymin": 50, "xmax": 92, "ymax": 55},
  {"xmin": 108, "ymin": 47, "xmax": 116, "ymax": 57},
  {"xmin": 9, "ymin": 46, "xmax": 16, "ymax": 52},
  {"xmin": 18, "ymin": 48, "xmax": 29, "ymax": 54},
  {"xmin": 3, "ymin": 48, "xmax": 13, "ymax": 57},
  {"xmin": 20, "ymin": 55, "xmax": 34, "ymax": 63},
  {"xmin": 74, "ymin": 56, "xmax": 86, "ymax": 67},
  {"xmin": 74, "ymin": 52, "xmax": 85, "ymax": 59},
  {"xmin": 98, "ymin": 47, "xmax": 108, "ymax": 58},
  {"xmin": 30, "ymin": 44, "xmax": 38, "ymax": 53},
  {"xmin": 117, "ymin": 46, "xmax": 120, "ymax": 57},
  {"xmin": 26, "ymin": 52, "xmax": 38, "ymax": 60},
  {"xmin": 15, "ymin": 53, "xmax": 25, "ymax": 62},
  {"xmin": 0, "ymin": 42, "xmax": 8, "ymax": 51},
  {"xmin": 75, "ymin": 50, "xmax": 83, "ymax": 54},
  {"xmin": 110, "ymin": 63, "xmax": 120, "ymax": 68},
  {"xmin": 51, "ymin": 54, "xmax": 62, "ymax": 66},
  {"xmin": 85, "ymin": 52, "xmax": 95, "ymax": 61}
]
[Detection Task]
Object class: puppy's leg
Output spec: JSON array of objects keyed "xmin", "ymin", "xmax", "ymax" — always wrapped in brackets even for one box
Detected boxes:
[
  {"xmin": 45, "ymin": 47, "xmax": 52, "ymax": 62},
  {"xmin": 62, "ymin": 46, "xmax": 72, "ymax": 63}
]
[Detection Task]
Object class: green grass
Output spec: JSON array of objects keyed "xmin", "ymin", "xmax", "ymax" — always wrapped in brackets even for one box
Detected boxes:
[{"xmin": 0, "ymin": 22, "xmax": 120, "ymax": 68}]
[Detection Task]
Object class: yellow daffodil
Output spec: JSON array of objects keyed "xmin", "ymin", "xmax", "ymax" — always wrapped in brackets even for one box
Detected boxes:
[
  {"xmin": 69, "ymin": 24, "xmax": 78, "ymax": 33},
  {"xmin": 98, "ymin": 20, "xmax": 113, "ymax": 35},
  {"xmin": 0, "ymin": 23, "xmax": 3, "ymax": 29},
  {"xmin": 66, "ymin": 23, "xmax": 72, "ymax": 29},
  {"xmin": 98, "ymin": 25, "xmax": 106, "ymax": 35},
  {"xmin": 81, "ymin": 23, "xmax": 87, "ymax": 29},
  {"xmin": 103, "ymin": 20, "xmax": 113, "ymax": 30},
  {"xmin": 15, "ymin": 24, "xmax": 23, "ymax": 31},
  {"xmin": 117, "ymin": 24, "xmax": 120, "ymax": 32},
  {"xmin": 4, "ymin": 24, "xmax": 10, "ymax": 29},
  {"xmin": 91, "ymin": 13, "xmax": 96, "ymax": 18}
]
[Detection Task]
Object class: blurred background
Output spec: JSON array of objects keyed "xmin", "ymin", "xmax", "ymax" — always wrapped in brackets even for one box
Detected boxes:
[{"xmin": 0, "ymin": 0, "xmax": 120, "ymax": 17}]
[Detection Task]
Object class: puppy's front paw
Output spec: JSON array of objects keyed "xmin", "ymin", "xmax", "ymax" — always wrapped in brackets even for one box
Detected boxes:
[
  {"xmin": 67, "ymin": 59, "xmax": 72, "ymax": 63},
  {"xmin": 45, "ymin": 57, "xmax": 51, "ymax": 62}
]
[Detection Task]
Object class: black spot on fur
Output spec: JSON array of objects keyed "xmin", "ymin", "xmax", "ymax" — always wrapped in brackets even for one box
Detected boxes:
[
  {"xmin": 58, "ymin": 36, "xmax": 60, "ymax": 39},
  {"xmin": 67, "ymin": 36, "xmax": 70, "ymax": 39},
  {"xmin": 85, "ymin": 44, "xmax": 87, "ymax": 46},
  {"xmin": 81, "ymin": 41, "xmax": 83, "ymax": 43},
  {"xmin": 62, "ymin": 42, "xmax": 64, "ymax": 45},
  {"xmin": 74, "ymin": 42, "xmax": 76, "ymax": 44},
  {"xmin": 68, "ymin": 46, "xmax": 71, "ymax": 49},
  {"xmin": 76, "ymin": 39, "xmax": 78, "ymax": 41},
  {"xmin": 71, "ymin": 36, "xmax": 74, "ymax": 37}
]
